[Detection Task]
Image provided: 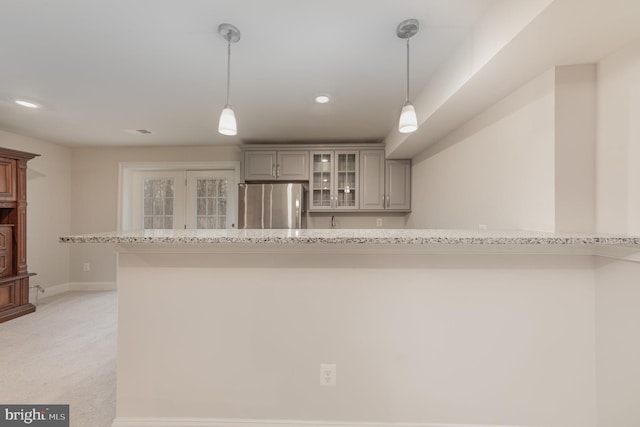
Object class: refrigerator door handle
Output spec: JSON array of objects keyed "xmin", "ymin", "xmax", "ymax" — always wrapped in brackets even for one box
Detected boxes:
[{"xmin": 295, "ymin": 195, "xmax": 300, "ymax": 229}]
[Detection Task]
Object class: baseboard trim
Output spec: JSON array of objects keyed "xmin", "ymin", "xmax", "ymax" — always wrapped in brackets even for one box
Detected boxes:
[
  {"xmin": 111, "ymin": 418, "xmax": 525, "ymax": 427},
  {"xmin": 68, "ymin": 281, "xmax": 117, "ymax": 291},
  {"xmin": 35, "ymin": 282, "xmax": 117, "ymax": 300}
]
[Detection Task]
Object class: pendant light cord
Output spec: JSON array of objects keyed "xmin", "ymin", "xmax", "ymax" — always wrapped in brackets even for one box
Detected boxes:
[
  {"xmin": 226, "ymin": 39, "xmax": 231, "ymax": 106},
  {"xmin": 405, "ymin": 38, "xmax": 410, "ymax": 102}
]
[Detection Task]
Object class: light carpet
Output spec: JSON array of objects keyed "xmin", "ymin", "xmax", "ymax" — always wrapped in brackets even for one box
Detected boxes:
[{"xmin": 0, "ymin": 291, "xmax": 117, "ymax": 427}]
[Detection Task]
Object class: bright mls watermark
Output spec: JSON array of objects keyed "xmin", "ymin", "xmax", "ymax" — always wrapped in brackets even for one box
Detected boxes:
[{"xmin": 0, "ymin": 405, "xmax": 68, "ymax": 426}]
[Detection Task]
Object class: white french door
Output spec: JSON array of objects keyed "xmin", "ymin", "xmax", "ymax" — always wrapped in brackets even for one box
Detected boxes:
[
  {"xmin": 185, "ymin": 170, "xmax": 236, "ymax": 229},
  {"xmin": 128, "ymin": 169, "xmax": 237, "ymax": 230}
]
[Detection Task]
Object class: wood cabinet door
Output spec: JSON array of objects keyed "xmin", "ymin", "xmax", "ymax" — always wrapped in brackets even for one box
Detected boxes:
[
  {"xmin": 0, "ymin": 157, "xmax": 16, "ymax": 201},
  {"xmin": 0, "ymin": 226, "xmax": 12, "ymax": 278}
]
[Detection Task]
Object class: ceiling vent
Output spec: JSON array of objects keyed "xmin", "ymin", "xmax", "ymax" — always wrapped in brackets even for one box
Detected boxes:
[{"xmin": 123, "ymin": 129, "xmax": 153, "ymax": 135}]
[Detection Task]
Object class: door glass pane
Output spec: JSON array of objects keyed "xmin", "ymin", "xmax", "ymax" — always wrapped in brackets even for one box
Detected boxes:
[
  {"xmin": 143, "ymin": 178, "xmax": 174, "ymax": 229},
  {"xmin": 337, "ymin": 153, "xmax": 356, "ymax": 207},
  {"xmin": 195, "ymin": 178, "xmax": 228, "ymax": 229},
  {"xmin": 312, "ymin": 153, "xmax": 332, "ymax": 207}
]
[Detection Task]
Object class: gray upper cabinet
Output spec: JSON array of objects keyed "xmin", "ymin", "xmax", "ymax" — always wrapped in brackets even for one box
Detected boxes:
[
  {"xmin": 243, "ymin": 145, "xmax": 409, "ymax": 212},
  {"xmin": 360, "ymin": 151, "xmax": 411, "ymax": 211},
  {"xmin": 359, "ymin": 150, "xmax": 385, "ymax": 210},
  {"xmin": 385, "ymin": 159, "xmax": 411, "ymax": 211},
  {"xmin": 309, "ymin": 150, "xmax": 359, "ymax": 211},
  {"xmin": 244, "ymin": 150, "xmax": 308, "ymax": 181}
]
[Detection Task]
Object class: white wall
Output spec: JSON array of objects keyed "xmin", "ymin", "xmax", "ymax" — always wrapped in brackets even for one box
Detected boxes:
[
  {"xmin": 0, "ymin": 130, "xmax": 71, "ymax": 291},
  {"xmin": 407, "ymin": 69, "xmax": 556, "ymax": 231},
  {"xmin": 596, "ymin": 39, "xmax": 640, "ymax": 234}
]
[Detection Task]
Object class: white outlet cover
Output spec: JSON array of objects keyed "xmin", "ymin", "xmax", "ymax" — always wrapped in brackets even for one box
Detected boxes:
[{"xmin": 320, "ymin": 363, "xmax": 336, "ymax": 386}]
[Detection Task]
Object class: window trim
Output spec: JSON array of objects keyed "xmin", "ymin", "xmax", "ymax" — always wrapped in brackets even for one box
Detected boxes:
[{"xmin": 118, "ymin": 161, "xmax": 241, "ymax": 232}]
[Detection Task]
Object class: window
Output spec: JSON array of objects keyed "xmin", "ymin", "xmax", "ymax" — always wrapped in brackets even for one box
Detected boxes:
[{"xmin": 119, "ymin": 162, "xmax": 239, "ymax": 231}]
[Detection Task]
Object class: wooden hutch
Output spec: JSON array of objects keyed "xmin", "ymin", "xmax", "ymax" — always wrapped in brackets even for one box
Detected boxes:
[{"xmin": 0, "ymin": 147, "xmax": 38, "ymax": 323}]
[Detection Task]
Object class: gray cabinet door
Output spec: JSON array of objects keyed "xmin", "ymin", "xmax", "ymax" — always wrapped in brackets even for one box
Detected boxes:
[
  {"xmin": 359, "ymin": 150, "xmax": 385, "ymax": 210},
  {"xmin": 309, "ymin": 150, "xmax": 359, "ymax": 210},
  {"xmin": 245, "ymin": 151, "xmax": 308, "ymax": 181},
  {"xmin": 309, "ymin": 151, "xmax": 333, "ymax": 210},
  {"xmin": 277, "ymin": 151, "xmax": 308, "ymax": 181},
  {"xmin": 334, "ymin": 151, "xmax": 359, "ymax": 210},
  {"xmin": 244, "ymin": 151, "xmax": 276, "ymax": 181},
  {"xmin": 385, "ymin": 159, "xmax": 411, "ymax": 211}
]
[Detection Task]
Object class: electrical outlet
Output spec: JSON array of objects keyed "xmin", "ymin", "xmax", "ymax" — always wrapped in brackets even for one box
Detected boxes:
[
  {"xmin": 376, "ymin": 218, "xmax": 383, "ymax": 227},
  {"xmin": 320, "ymin": 363, "xmax": 336, "ymax": 386},
  {"xmin": 83, "ymin": 263, "xmax": 90, "ymax": 272},
  {"xmin": 479, "ymin": 224, "xmax": 487, "ymax": 231}
]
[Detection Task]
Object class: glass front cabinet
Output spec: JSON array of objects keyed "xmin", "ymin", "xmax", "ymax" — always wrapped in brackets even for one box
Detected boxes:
[{"xmin": 310, "ymin": 151, "xmax": 359, "ymax": 211}]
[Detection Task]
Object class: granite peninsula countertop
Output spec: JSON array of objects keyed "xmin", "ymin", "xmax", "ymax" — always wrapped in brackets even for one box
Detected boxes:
[{"xmin": 59, "ymin": 229, "xmax": 640, "ymax": 247}]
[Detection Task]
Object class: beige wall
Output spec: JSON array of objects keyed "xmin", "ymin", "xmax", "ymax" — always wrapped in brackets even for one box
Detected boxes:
[
  {"xmin": 595, "ymin": 257, "xmax": 640, "ymax": 426},
  {"xmin": 554, "ymin": 64, "xmax": 596, "ymax": 232},
  {"xmin": 69, "ymin": 145, "xmax": 242, "ymax": 283},
  {"xmin": 117, "ymin": 251, "xmax": 597, "ymax": 426},
  {"xmin": 0, "ymin": 130, "xmax": 71, "ymax": 291},
  {"xmin": 593, "ymin": 38, "xmax": 640, "ymax": 427},
  {"xmin": 407, "ymin": 68, "xmax": 556, "ymax": 231},
  {"xmin": 596, "ymin": 39, "xmax": 640, "ymax": 234},
  {"xmin": 306, "ymin": 212, "xmax": 408, "ymax": 229},
  {"xmin": 407, "ymin": 64, "xmax": 597, "ymax": 233},
  {"xmin": 68, "ymin": 145, "xmax": 411, "ymax": 283},
  {"xmin": 402, "ymin": 38, "xmax": 640, "ymax": 425}
]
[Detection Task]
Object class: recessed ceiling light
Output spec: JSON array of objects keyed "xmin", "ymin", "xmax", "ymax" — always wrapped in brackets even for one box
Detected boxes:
[
  {"xmin": 315, "ymin": 95, "xmax": 330, "ymax": 104},
  {"xmin": 14, "ymin": 99, "xmax": 40, "ymax": 109}
]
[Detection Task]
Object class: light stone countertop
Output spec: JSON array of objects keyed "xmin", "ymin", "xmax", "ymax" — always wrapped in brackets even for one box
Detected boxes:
[{"xmin": 58, "ymin": 228, "xmax": 640, "ymax": 246}]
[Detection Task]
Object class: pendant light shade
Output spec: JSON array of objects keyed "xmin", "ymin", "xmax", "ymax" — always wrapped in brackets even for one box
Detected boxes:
[
  {"xmin": 397, "ymin": 19, "xmax": 419, "ymax": 134},
  {"xmin": 218, "ymin": 23, "xmax": 240, "ymax": 136},
  {"xmin": 218, "ymin": 104, "xmax": 237, "ymax": 136},
  {"xmin": 399, "ymin": 101, "xmax": 418, "ymax": 133}
]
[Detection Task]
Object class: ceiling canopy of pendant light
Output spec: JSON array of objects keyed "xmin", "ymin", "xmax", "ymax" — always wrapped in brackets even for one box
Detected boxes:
[
  {"xmin": 218, "ymin": 23, "xmax": 240, "ymax": 136},
  {"xmin": 397, "ymin": 19, "xmax": 419, "ymax": 134}
]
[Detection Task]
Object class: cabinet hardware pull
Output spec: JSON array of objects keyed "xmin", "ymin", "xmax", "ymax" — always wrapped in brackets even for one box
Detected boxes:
[
  {"xmin": 276, "ymin": 164, "xmax": 280, "ymax": 177},
  {"xmin": 272, "ymin": 164, "xmax": 276, "ymax": 177}
]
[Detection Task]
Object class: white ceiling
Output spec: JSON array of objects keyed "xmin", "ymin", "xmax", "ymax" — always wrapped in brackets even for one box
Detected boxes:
[{"xmin": 0, "ymin": 0, "xmax": 498, "ymax": 147}]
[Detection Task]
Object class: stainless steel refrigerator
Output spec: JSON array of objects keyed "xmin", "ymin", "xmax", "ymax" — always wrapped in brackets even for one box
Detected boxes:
[{"xmin": 238, "ymin": 183, "xmax": 308, "ymax": 229}]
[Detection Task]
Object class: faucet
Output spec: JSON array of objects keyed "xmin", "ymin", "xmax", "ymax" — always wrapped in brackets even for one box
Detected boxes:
[{"xmin": 330, "ymin": 215, "xmax": 336, "ymax": 229}]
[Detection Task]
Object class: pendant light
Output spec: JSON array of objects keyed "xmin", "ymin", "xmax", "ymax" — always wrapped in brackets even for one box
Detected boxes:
[
  {"xmin": 218, "ymin": 23, "xmax": 241, "ymax": 136},
  {"xmin": 397, "ymin": 19, "xmax": 419, "ymax": 134}
]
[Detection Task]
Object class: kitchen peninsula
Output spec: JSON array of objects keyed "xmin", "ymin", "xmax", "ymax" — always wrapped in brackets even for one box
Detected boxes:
[{"xmin": 61, "ymin": 229, "xmax": 640, "ymax": 427}]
